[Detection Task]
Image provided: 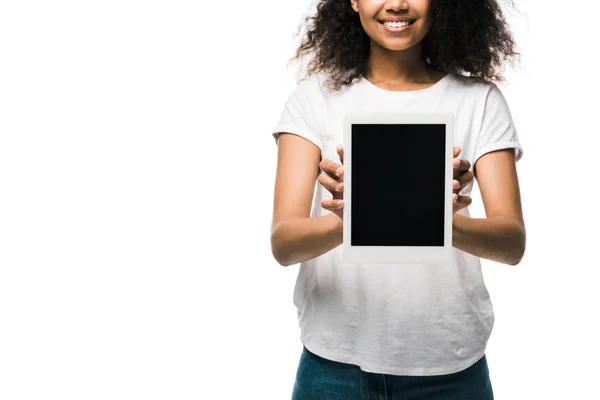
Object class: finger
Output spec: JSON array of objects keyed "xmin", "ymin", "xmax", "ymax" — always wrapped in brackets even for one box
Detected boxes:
[
  {"xmin": 453, "ymin": 158, "xmax": 471, "ymax": 177},
  {"xmin": 454, "ymin": 171, "xmax": 474, "ymax": 192},
  {"xmin": 337, "ymin": 145, "xmax": 344, "ymax": 165},
  {"xmin": 319, "ymin": 159, "xmax": 343, "ymax": 179},
  {"xmin": 322, "ymin": 199, "xmax": 344, "ymax": 209},
  {"xmin": 453, "ymin": 201, "xmax": 463, "ymax": 214},
  {"xmin": 453, "ymin": 146, "xmax": 461, "ymax": 158},
  {"xmin": 318, "ymin": 171, "xmax": 344, "ymax": 193},
  {"xmin": 453, "ymin": 194, "xmax": 472, "ymax": 205}
]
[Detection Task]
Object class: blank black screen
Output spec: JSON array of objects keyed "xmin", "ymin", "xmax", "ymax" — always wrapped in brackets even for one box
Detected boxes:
[{"xmin": 351, "ymin": 124, "xmax": 446, "ymax": 246}]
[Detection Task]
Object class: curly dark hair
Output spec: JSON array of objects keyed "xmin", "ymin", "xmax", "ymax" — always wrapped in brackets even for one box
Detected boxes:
[{"xmin": 291, "ymin": 0, "xmax": 520, "ymax": 91}]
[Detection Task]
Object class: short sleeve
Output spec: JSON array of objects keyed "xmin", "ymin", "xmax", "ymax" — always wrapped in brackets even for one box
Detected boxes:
[
  {"xmin": 271, "ymin": 75, "xmax": 325, "ymax": 150},
  {"xmin": 474, "ymin": 84, "xmax": 523, "ymax": 164}
]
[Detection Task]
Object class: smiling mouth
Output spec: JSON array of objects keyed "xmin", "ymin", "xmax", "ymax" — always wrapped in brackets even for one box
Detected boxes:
[{"xmin": 379, "ymin": 20, "xmax": 416, "ymax": 28}]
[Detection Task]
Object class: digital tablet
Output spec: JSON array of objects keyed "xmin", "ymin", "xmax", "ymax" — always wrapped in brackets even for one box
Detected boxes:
[{"xmin": 342, "ymin": 112, "xmax": 454, "ymax": 264}]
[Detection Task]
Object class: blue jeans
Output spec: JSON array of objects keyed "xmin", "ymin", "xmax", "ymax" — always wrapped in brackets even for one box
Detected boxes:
[{"xmin": 292, "ymin": 346, "xmax": 493, "ymax": 400}]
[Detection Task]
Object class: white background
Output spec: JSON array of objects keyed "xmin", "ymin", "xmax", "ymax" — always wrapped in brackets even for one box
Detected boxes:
[{"xmin": 0, "ymin": 0, "xmax": 598, "ymax": 399}]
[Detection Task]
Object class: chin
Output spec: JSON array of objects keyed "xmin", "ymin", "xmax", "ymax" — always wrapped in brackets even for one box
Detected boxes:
[{"xmin": 377, "ymin": 40, "xmax": 419, "ymax": 52}]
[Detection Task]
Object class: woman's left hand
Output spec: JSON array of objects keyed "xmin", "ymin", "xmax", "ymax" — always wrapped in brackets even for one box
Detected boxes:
[{"xmin": 453, "ymin": 146, "xmax": 473, "ymax": 213}]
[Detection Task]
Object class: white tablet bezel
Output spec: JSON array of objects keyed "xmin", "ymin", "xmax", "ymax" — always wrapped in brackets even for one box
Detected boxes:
[{"xmin": 342, "ymin": 112, "xmax": 454, "ymax": 264}]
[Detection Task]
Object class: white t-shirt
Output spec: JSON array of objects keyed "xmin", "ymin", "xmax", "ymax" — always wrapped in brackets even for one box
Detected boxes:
[{"xmin": 271, "ymin": 72, "xmax": 523, "ymax": 376}]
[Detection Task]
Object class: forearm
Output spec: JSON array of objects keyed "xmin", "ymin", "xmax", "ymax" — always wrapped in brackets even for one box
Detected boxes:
[
  {"xmin": 452, "ymin": 214, "xmax": 526, "ymax": 265},
  {"xmin": 271, "ymin": 212, "xmax": 343, "ymax": 267}
]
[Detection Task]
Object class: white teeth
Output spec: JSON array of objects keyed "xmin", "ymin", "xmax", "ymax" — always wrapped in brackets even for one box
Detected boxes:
[{"xmin": 382, "ymin": 20, "xmax": 411, "ymax": 28}]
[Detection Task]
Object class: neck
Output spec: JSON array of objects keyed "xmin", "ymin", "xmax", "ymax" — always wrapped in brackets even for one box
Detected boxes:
[{"xmin": 366, "ymin": 41, "xmax": 437, "ymax": 84}]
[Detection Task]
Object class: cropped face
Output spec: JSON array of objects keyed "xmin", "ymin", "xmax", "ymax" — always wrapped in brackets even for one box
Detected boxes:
[{"xmin": 350, "ymin": 0, "xmax": 432, "ymax": 52}]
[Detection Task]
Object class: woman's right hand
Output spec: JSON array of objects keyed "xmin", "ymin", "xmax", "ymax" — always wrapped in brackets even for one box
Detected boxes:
[{"xmin": 318, "ymin": 145, "xmax": 344, "ymax": 221}]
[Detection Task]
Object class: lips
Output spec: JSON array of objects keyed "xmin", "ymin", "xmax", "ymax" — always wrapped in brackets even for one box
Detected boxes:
[
  {"xmin": 379, "ymin": 18, "xmax": 416, "ymax": 33},
  {"xmin": 379, "ymin": 19, "xmax": 416, "ymax": 29}
]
